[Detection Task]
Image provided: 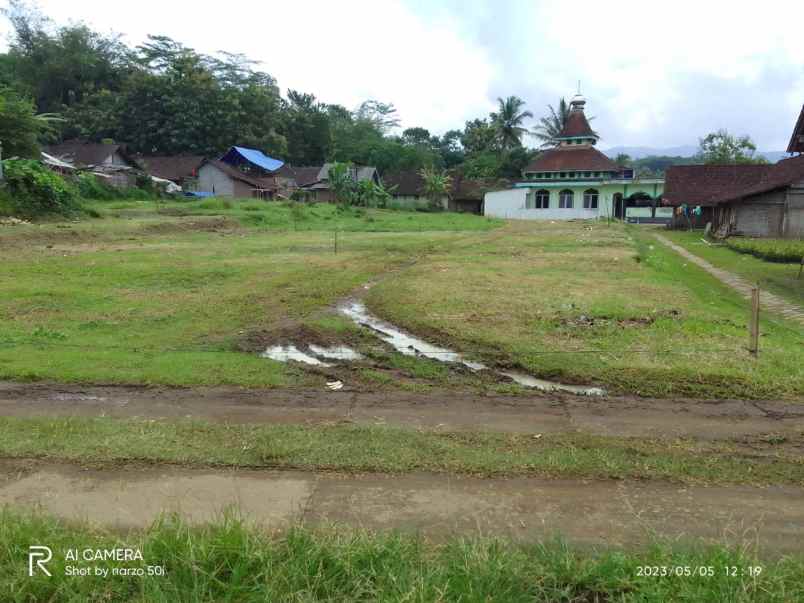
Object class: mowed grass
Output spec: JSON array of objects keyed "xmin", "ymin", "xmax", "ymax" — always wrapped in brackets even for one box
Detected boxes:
[
  {"xmin": 2, "ymin": 511, "xmax": 802, "ymax": 602},
  {"xmin": 0, "ymin": 205, "xmax": 500, "ymax": 386},
  {"xmin": 1, "ymin": 417, "xmax": 802, "ymax": 485},
  {"xmin": 663, "ymin": 230, "xmax": 804, "ymax": 307},
  {"xmin": 366, "ymin": 221, "xmax": 804, "ymax": 399}
]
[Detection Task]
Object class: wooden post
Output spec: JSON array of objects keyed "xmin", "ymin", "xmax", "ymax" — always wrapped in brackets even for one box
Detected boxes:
[
  {"xmin": 749, "ymin": 286, "xmax": 760, "ymax": 357},
  {"xmin": 334, "ymin": 229, "xmax": 338, "ymax": 254}
]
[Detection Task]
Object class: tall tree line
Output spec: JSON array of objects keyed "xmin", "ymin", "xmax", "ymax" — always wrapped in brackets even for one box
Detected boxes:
[{"xmin": 0, "ymin": 1, "xmax": 542, "ymax": 175}]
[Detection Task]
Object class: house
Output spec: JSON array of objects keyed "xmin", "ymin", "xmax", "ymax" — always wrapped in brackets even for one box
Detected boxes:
[
  {"xmin": 382, "ymin": 170, "xmax": 509, "ymax": 213},
  {"xmin": 663, "ymin": 105, "xmax": 804, "ymax": 238},
  {"xmin": 45, "ymin": 140, "xmax": 139, "ymax": 187},
  {"xmin": 137, "ymin": 155, "xmax": 204, "ymax": 191},
  {"xmin": 483, "ymin": 92, "xmax": 666, "ymax": 221},
  {"xmin": 276, "ymin": 164, "xmax": 322, "ymax": 195},
  {"xmin": 197, "ymin": 146, "xmax": 285, "ymax": 198},
  {"xmin": 664, "ymin": 159, "xmax": 804, "ymax": 237},
  {"xmin": 299, "ymin": 164, "xmax": 380, "ymax": 202}
]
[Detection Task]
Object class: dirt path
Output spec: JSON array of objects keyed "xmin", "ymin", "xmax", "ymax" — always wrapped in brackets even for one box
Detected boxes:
[
  {"xmin": 654, "ymin": 233, "xmax": 804, "ymax": 325},
  {"xmin": 1, "ymin": 381, "xmax": 802, "ymax": 442},
  {"xmin": 1, "ymin": 458, "xmax": 801, "ymax": 553}
]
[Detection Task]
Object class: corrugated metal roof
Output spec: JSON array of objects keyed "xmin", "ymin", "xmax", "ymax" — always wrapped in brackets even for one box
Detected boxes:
[{"xmin": 220, "ymin": 146, "xmax": 284, "ymax": 173}]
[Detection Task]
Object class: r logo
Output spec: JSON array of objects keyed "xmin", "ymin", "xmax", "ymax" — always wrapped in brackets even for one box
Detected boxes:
[{"xmin": 28, "ymin": 546, "xmax": 52, "ymax": 577}]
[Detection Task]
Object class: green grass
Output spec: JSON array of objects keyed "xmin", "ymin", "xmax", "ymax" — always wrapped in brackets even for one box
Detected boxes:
[
  {"xmin": 664, "ymin": 231, "xmax": 804, "ymax": 307},
  {"xmin": 2, "ymin": 510, "xmax": 802, "ymax": 602},
  {"xmin": 366, "ymin": 222, "xmax": 804, "ymax": 398},
  {"xmin": 0, "ymin": 207, "xmax": 497, "ymax": 387},
  {"xmin": 726, "ymin": 237, "xmax": 804, "ymax": 263},
  {"xmin": 1, "ymin": 208, "xmax": 801, "ymax": 398},
  {"xmin": 1, "ymin": 417, "xmax": 801, "ymax": 485},
  {"xmin": 87, "ymin": 198, "xmax": 503, "ymax": 232}
]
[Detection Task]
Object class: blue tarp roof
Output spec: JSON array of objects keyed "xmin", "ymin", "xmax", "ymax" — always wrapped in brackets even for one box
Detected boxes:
[{"xmin": 220, "ymin": 146, "xmax": 284, "ymax": 173}]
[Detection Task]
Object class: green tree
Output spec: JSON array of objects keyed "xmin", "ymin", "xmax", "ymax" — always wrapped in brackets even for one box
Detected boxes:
[
  {"xmin": 696, "ymin": 130, "xmax": 768, "ymax": 164},
  {"xmin": 490, "ymin": 96, "xmax": 532, "ymax": 151},
  {"xmin": 614, "ymin": 153, "xmax": 632, "ymax": 165},
  {"xmin": 0, "ymin": 87, "xmax": 47, "ymax": 157},
  {"xmin": 419, "ymin": 166, "xmax": 451, "ymax": 210},
  {"xmin": 532, "ymin": 98, "xmax": 570, "ymax": 148}
]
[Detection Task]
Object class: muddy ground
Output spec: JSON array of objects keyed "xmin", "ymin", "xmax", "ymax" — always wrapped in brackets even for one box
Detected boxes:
[
  {"xmin": 1, "ymin": 381, "xmax": 802, "ymax": 444},
  {"xmin": 1, "ymin": 458, "xmax": 802, "ymax": 553}
]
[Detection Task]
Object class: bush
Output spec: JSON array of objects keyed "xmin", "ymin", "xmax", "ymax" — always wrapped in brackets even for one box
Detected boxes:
[
  {"xmin": 75, "ymin": 172, "xmax": 117, "ymax": 199},
  {"xmin": 1, "ymin": 159, "xmax": 81, "ymax": 218},
  {"xmin": 726, "ymin": 238, "xmax": 804, "ymax": 263}
]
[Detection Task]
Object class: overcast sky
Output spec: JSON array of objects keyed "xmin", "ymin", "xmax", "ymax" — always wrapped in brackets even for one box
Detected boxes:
[{"xmin": 2, "ymin": 0, "xmax": 803, "ymax": 151}]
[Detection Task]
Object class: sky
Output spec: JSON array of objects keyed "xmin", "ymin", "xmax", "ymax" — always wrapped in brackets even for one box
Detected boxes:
[{"xmin": 2, "ymin": 0, "xmax": 803, "ymax": 151}]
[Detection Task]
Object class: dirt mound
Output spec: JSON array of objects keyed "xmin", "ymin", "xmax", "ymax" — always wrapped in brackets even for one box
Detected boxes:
[{"xmin": 237, "ymin": 324, "xmax": 350, "ymax": 354}]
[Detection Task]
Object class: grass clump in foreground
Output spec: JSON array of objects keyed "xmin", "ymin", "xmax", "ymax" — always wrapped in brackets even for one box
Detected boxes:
[
  {"xmin": 1, "ymin": 510, "xmax": 802, "ymax": 602},
  {"xmin": 1, "ymin": 417, "xmax": 802, "ymax": 485}
]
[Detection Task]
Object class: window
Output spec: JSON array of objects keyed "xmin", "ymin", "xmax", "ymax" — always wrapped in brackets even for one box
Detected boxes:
[
  {"xmin": 583, "ymin": 189, "xmax": 599, "ymax": 209},
  {"xmin": 559, "ymin": 189, "xmax": 574, "ymax": 209},
  {"xmin": 584, "ymin": 171, "xmax": 591, "ymax": 178},
  {"xmin": 535, "ymin": 189, "xmax": 549, "ymax": 209},
  {"xmin": 559, "ymin": 172, "xmax": 566, "ymax": 179}
]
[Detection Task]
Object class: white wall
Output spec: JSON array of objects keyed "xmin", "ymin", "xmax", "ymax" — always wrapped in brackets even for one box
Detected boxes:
[
  {"xmin": 198, "ymin": 163, "xmax": 235, "ymax": 197},
  {"xmin": 484, "ymin": 189, "xmax": 599, "ymax": 220}
]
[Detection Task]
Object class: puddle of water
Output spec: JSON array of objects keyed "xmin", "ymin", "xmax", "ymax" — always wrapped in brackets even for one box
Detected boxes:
[
  {"xmin": 53, "ymin": 393, "xmax": 107, "ymax": 402},
  {"xmin": 309, "ymin": 344, "xmax": 363, "ymax": 361},
  {"xmin": 261, "ymin": 345, "xmax": 332, "ymax": 367},
  {"xmin": 500, "ymin": 371, "xmax": 606, "ymax": 397},
  {"xmin": 339, "ymin": 301, "xmax": 486, "ymax": 370},
  {"xmin": 339, "ymin": 299, "xmax": 606, "ymax": 396}
]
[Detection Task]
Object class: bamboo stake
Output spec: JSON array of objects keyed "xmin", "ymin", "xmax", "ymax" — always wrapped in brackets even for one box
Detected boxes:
[{"xmin": 749, "ymin": 286, "xmax": 760, "ymax": 357}]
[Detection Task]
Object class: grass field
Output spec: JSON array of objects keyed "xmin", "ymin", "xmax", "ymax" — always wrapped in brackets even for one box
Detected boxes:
[
  {"xmin": 2, "ymin": 511, "xmax": 801, "ymax": 602},
  {"xmin": 366, "ymin": 222, "xmax": 804, "ymax": 398},
  {"xmin": 2, "ymin": 416, "xmax": 801, "ymax": 485},
  {"xmin": 663, "ymin": 231, "xmax": 804, "ymax": 308},
  {"xmin": 1, "ymin": 201, "xmax": 802, "ymax": 398}
]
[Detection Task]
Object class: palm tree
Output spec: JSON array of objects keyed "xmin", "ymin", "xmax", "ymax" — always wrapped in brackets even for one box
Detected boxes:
[
  {"xmin": 532, "ymin": 98, "xmax": 570, "ymax": 149},
  {"xmin": 490, "ymin": 96, "xmax": 533, "ymax": 151}
]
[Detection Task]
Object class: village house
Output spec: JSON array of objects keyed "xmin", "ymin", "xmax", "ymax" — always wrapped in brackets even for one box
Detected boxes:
[
  {"xmin": 197, "ymin": 146, "xmax": 287, "ymax": 198},
  {"xmin": 137, "ymin": 155, "xmax": 204, "ymax": 191},
  {"xmin": 44, "ymin": 140, "xmax": 140, "ymax": 187},
  {"xmin": 663, "ymin": 105, "xmax": 804, "ymax": 238},
  {"xmin": 383, "ymin": 170, "xmax": 509, "ymax": 214},
  {"xmin": 298, "ymin": 164, "xmax": 381, "ymax": 202},
  {"xmin": 483, "ymin": 93, "xmax": 667, "ymax": 221}
]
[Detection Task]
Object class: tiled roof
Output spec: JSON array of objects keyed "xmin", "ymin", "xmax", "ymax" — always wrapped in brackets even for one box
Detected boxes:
[
  {"xmin": 721, "ymin": 154, "xmax": 804, "ymax": 201},
  {"xmin": 276, "ymin": 164, "xmax": 322, "ymax": 187},
  {"xmin": 557, "ymin": 110, "xmax": 597, "ymax": 139},
  {"xmin": 205, "ymin": 159, "xmax": 277, "ymax": 190},
  {"xmin": 524, "ymin": 146, "xmax": 619, "ymax": 173},
  {"xmin": 137, "ymin": 155, "xmax": 204, "ymax": 182},
  {"xmin": 44, "ymin": 140, "xmax": 134, "ymax": 168},
  {"xmin": 787, "ymin": 104, "xmax": 804, "ymax": 154},
  {"xmin": 661, "ymin": 159, "xmax": 804, "ymax": 207},
  {"xmin": 382, "ymin": 170, "xmax": 509, "ymax": 200},
  {"xmin": 383, "ymin": 171, "xmax": 425, "ymax": 196}
]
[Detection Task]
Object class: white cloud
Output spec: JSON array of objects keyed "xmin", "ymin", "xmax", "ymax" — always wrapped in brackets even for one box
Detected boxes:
[{"xmin": 2, "ymin": 0, "xmax": 803, "ymax": 149}]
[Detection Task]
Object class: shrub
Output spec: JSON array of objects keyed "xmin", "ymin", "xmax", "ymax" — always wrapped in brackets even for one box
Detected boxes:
[
  {"xmin": 726, "ymin": 238, "xmax": 804, "ymax": 263},
  {"xmin": 75, "ymin": 172, "xmax": 119, "ymax": 199},
  {"xmin": 1, "ymin": 159, "xmax": 81, "ymax": 218}
]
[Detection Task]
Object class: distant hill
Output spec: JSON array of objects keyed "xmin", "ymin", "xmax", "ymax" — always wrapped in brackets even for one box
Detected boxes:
[{"xmin": 603, "ymin": 146, "xmax": 788, "ymax": 163}]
